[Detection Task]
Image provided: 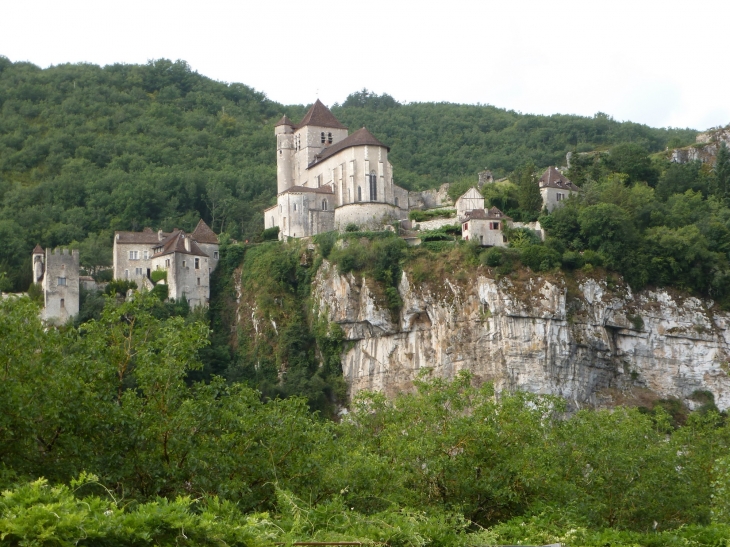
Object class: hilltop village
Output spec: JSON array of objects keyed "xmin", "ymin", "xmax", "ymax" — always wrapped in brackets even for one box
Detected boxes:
[{"xmin": 28, "ymin": 100, "xmax": 581, "ymax": 324}]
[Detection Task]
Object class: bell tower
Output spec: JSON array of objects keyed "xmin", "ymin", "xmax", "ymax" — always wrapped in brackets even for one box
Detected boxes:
[{"xmin": 275, "ymin": 115, "xmax": 295, "ymax": 194}]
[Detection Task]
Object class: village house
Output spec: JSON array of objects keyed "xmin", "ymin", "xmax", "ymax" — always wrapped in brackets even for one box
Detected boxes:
[
  {"xmin": 264, "ymin": 100, "xmax": 409, "ymax": 238},
  {"xmin": 32, "ymin": 245, "xmax": 80, "ymax": 324},
  {"xmin": 461, "ymin": 207, "xmax": 511, "ymax": 247},
  {"xmin": 112, "ymin": 219, "xmax": 219, "ymax": 308},
  {"xmin": 539, "ymin": 166, "xmax": 580, "ymax": 212}
]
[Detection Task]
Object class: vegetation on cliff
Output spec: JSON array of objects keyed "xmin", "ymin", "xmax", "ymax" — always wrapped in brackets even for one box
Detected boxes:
[{"xmin": 2, "ymin": 292, "xmax": 730, "ymax": 545}]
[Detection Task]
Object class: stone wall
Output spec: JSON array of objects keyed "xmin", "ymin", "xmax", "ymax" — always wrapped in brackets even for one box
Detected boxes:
[
  {"xmin": 42, "ymin": 248, "xmax": 79, "ymax": 324},
  {"xmin": 334, "ymin": 203, "xmax": 406, "ymax": 231},
  {"xmin": 408, "ymin": 183, "xmax": 452, "ymax": 210}
]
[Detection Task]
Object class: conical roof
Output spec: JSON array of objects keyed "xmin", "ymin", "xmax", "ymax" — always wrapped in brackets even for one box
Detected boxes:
[
  {"xmin": 297, "ymin": 99, "xmax": 347, "ymax": 129},
  {"xmin": 191, "ymin": 219, "xmax": 219, "ymax": 244},
  {"xmin": 32, "ymin": 244, "xmax": 44, "ymax": 254}
]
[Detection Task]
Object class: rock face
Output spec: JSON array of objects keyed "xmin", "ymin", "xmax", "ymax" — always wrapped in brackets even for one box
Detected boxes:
[
  {"xmin": 671, "ymin": 124, "xmax": 730, "ymax": 165},
  {"xmin": 312, "ymin": 261, "xmax": 730, "ymax": 409}
]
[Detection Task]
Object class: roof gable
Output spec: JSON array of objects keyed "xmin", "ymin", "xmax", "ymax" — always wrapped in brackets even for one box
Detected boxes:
[
  {"xmin": 296, "ymin": 99, "xmax": 347, "ymax": 130},
  {"xmin": 307, "ymin": 127, "xmax": 388, "ymax": 169},
  {"xmin": 457, "ymin": 187, "xmax": 483, "ymax": 202},
  {"xmin": 539, "ymin": 166, "xmax": 579, "ymax": 190},
  {"xmin": 152, "ymin": 232, "xmax": 208, "ymax": 258},
  {"xmin": 191, "ymin": 219, "xmax": 219, "ymax": 244}
]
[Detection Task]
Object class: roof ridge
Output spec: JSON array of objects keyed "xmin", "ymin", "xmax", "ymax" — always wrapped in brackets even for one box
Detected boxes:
[{"xmin": 297, "ymin": 99, "xmax": 347, "ymax": 130}]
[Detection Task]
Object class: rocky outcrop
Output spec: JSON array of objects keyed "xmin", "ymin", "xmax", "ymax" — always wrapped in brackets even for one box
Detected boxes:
[
  {"xmin": 671, "ymin": 124, "xmax": 730, "ymax": 165},
  {"xmin": 312, "ymin": 261, "xmax": 730, "ymax": 409}
]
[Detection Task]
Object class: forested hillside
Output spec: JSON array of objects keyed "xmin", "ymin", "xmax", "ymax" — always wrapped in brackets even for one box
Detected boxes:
[{"xmin": 0, "ymin": 57, "xmax": 696, "ymax": 290}]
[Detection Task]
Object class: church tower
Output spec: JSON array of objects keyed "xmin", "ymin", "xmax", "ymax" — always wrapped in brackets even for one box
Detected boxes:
[{"xmin": 275, "ymin": 115, "xmax": 295, "ymax": 194}]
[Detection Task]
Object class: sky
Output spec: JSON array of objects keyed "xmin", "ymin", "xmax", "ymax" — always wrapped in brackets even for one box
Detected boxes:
[{"xmin": 3, "ymin": 0, "xmax": 729, "ymax": 130}]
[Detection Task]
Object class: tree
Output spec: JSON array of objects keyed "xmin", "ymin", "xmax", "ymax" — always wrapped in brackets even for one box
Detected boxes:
[
  {"xmin": 512, "ymin": 162, "xmax": 543, "ymax": 218},
  {"xmin": 714, "ymin": 141, "xmax": 730, "ymax": 202}
]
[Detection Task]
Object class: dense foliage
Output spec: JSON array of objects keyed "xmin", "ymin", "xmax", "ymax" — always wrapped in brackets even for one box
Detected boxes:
[
  {"xmin": 2, "ymin": 293, "xmax": 730, "ymax": 545},
  {"xmin": 0, "ymin": 58, "xmax": 696, "ymax": 290}
]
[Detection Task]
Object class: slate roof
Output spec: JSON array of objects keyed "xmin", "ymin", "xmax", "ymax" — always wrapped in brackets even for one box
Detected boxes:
[
  {"xmin": 308, "ymin": 127, "xmax": 389, "ymax": 169},
  {"xmin": 32, "ymin": 244, "xmax": 44, "ymax": 254},
  {"xmin": 275, "ymin": 115, "xmax": 295, "ymax": 127},
  {"xmin": 115, "ymin": 229, "xmax": 171, "ymax": 244},
  {"xmin": 191, "ymin": 219, "xmax": 219, "ymax": 244},
  {"xmin": 463, "ymin": 207, "xmax": 512, "ymax": 222},
  {"xmin": 151, "ymin": 232, "xmax": 208, "ymax": 258},
  {"xmin": 281, "ymin": 185, "xmax": 334, "ymax": 195},
  {"xmin": 539, "ymin": 166, "xmax": 579, "ymax": 190},
  {"xmin": 296, "ymin": 99, "xmax": 347, "ymax": 130}
]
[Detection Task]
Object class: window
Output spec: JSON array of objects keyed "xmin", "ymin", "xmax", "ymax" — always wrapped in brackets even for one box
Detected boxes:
[
  {"xmin": 57, "ymin": 277, "xmax": 66, "ymax": 286},
  {"xmin": 213, "ymin": 251, "xmax": 219, "ymax": 260},
  {"xmin": 128, "ymin": 250, "xmax": 139, "ymax": 260},
  {"xmin": 395, "ymin": 197, "xmax": 399, "ymax": 207},
  {"xmin": 165, "ymin": 259, "xmax": 171, "ymax": 268},
  {"xmin": 143, "ymin": 250, "xmax": 148, "ymax": 259},
  {"xmin": 490, "ymin": 222, "xmax": 500, "ymax": 230},
  {"xmin": 293, "ymin": 203, "xmax": 297, "ymax": 211},
  {"xmin": 197, "ymin": 277, "xmax": 201, "ymax": 286},
  {"xmin": 327, "ymin": 132, "xmax": 332, "ymax": 144},
  {"xmin": 60, "ymin": 298, "xmax": 65, "ymax": 309},
  {"xmin": 195, "ymin": 258, "xmax": 200, "ymax": 269},
  {"xmin": 321, "ymin": 132, "xmax": 326, "ymax": 144},
  {"xmin": 480, "ymin": 235, "xmax": 484, "ymax": 244},
  {"xmin": 556, "ymin": 193, "xmax": 565, "ymax": 201},
  {"xmin": 182, "ymin": 260, "xmax": 187, "ymax": 268},
  {"xmin": 369, "ymin": 172, "xmax": 377, "ymax": 201},
  {"xmin": 135, "ymin": 267, "xmax": 143, "ymax": 276},
  {"xmin": 322, "ymin": 199, "xmax": 327, "ymax": 210},
  {"xmin": 357, "ymin": 186, "xmax": 362, "ymax": 201},
  {"xmin": 124, "ymin": 269, "xmax": 129, "ymax": 279},
  {"xmin": 464, "ymin": 223, "xmax": 468, "ymax": 231}
]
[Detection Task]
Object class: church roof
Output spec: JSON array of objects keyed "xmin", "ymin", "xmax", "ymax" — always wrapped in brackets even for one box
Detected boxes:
[
  {"xmin": 32, "ymin": 244, "xmax": 44, "ymax": 254},
  {"xmin": 296, "ymin": 99, "xmax": 347, "ymax": 130},
  {"xmin": 281, "ymin": 185, "xmax": 334, "ymax": 195},
  {"xmin": 539, "ymin": 166, "xmax": 579, "ymax": 190},
  {"xmin": 191, "ymin": 219, "xmax": 219, "ymax": 244},
  {"xmin": 275, "ymin": 115, "xmax": 294, "ymax": 127},
  {"xmin": 152, "ymin": 232, "xmax": 208, "ymax": 258},
  {"xmin": 307, "ymin": 127, "xmax": 389, "ymax": 169}
]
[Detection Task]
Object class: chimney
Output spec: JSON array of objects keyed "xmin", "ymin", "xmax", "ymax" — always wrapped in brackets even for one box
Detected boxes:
[
  {"xmin": 158, "ymin": 229, "xmax": 163, "ymax": 241},
  {"xmin": 184, "ymin": 235, "xmax": 190, "ymax": 252}
]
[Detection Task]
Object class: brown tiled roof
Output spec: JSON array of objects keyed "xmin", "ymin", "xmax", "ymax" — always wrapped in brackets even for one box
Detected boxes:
[
  {"xmin": 463, "ymin": 207, "xmax": 512, "ymax": 222},
  {"xmin": 308, "ymin": 127, "xmax": 389, "ymax": 169},
  {"xmin": 281, "ymin": 185, "xmax": 334, "ymax": 195},
  {"xmin": 32, "ymin": 244, "xmax": 44, "ymax": 254},
  {"xmin": 296, "ymin": 99, "xmax": 347, "ymax": 130},
  {"xmin": 152, "ymin": 232, "xmax": 208, "ymax": 258},
  {"xmin": 191, "ymin": 219, "xmax": 219, "ymax": 244},
  {"xmin": 275, "ymin": 115, "xmax": 294, "ymax": 127},
  {"xmin": 115, "ymin": 230, "xmax": 172, "ymax": 244},
  {"xmin": 539, "ymin": 166, "xmax": 579, "ymax": 190}
]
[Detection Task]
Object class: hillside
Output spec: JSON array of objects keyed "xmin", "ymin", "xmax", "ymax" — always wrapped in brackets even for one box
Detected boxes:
[{"xmin": 0, "ymin": 57, "xmax": 697, "ymax": 289}]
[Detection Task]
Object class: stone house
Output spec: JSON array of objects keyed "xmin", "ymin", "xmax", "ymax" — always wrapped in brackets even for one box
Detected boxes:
[
  {"xmin": 461, "ymin": 207, "xmax": 511, "ymax": 247},
  {"xmin": 113, "ymin": 219, "xmax": 219, "ymax": 307},
  {"xmin": 539, "ymin": 166, "xmax": 580, "ymax": 212},
  {"xmin": 264, "ymin": 100, "xmax": 409, "ymax": 237},
  {"xmin": 32, "ymin": 245, "xmax": 79, "ymax": 324}
]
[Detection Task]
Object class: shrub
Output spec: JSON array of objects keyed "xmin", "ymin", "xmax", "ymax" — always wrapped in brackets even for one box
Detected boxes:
[
  {"xmin": 262, "ymin": 226, "xmax": 280, "ymax": 241},
  {"xmin": 562, "ymin": 250, "xmax": 585, "ymax": 270},
  {"xmin": 409, "ymin": 209, "xmax": 456, "ymax": 222},
  {"xmin": 105, "ymin": 279, "xmax": 138, "ymax": 296},
  {"xmin": 345, "ymin": 223, "xmax": 359, "ymax": 232},
  {"xmin": 150, "ymin": 270, "xmax": 167, "ymax": 283},
  {"xmin": 314, "ymin": 231, "xmax": 338, "ymax": 258},
  {"xmin": 582, "ymin": 250, "xmax": 604, "ymax": 267},
  {"xmin": 151, "ymin": 283, "xmax": 169, "ymax": 301},
  {"xmin": 483, "ymin": 247, "xmax": 505, "ymax": 267},
  {"xmin": 520, "ymin": 245, "xmax": 561, "ymax": 272}
]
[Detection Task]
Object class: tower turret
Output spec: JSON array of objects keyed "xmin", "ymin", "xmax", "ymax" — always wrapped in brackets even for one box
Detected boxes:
[
  {"xmin": 32, "ymin": 244, "xmax": 44, "ymax": 284},
  {"xmin": 275, "ymin": 115, "xmax": 295, "ymax": 194}
]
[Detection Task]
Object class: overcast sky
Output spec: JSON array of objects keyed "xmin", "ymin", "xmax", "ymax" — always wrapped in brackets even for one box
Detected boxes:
[{"xmin": 3, "ymin": 0, "xmax": 729, "ymax": 130}]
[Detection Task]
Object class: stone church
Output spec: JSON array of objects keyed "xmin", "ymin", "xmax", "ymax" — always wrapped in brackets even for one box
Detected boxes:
[{"xmin": 264, "ymin": 100, "xmax": 409, "ymax": 238}]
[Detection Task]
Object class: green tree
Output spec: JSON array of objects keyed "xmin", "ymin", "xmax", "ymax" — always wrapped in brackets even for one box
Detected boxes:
[{"xmin": 714, "ymin": 141, "xmax": 730, "ymax": 202}]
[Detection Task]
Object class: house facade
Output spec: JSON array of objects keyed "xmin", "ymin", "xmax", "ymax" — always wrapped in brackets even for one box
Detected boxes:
[
  {"xmin": 112, "ymin": 219, "xmax": 219, "ymax": 307},
  {"xmin": 461, "ymin": 207, "xmax": 511, "ymax": 247},
  {"xmin": 32, "ymin": 245, "xmax": 80, "ymax": 324},
  {"xmin": 264, "ymin": 100, "xmax": 409, "ymax": 238},
  {"xmin": 539, "ymin": 166, "xmax": 580, "ymax": 212}
]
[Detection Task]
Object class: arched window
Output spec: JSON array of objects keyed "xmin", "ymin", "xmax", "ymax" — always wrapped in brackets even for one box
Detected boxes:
[
  {"xmin": 322, "ymin": 200, "xmax": 327, "ymax": 210},
  {"xmin": 321, "ymin": 132, "xmax": 325, "ymax": 144},
  {"xmin": 327, "ymin": 132, "xmax": 333, "ymax": 144},
  {"xmin": 369, "ymin": 171, "xmax": 377, "ymax": 201},
  {"xmin": 357, "ymin": 186, "xmax": 362, "ymax": 202}
]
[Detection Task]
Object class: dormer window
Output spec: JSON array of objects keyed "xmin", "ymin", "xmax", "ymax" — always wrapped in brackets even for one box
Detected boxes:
[
  {"xmin": 327, "ymin": 132, "xmax": 332, "ymax": 144},
  {"xmin": 321, "ymin": 132, "xmax": 326, "ymax": 144}
]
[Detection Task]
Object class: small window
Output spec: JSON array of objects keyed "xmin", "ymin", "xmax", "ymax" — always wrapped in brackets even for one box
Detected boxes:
[
  {"xmin": 197, "ymin": 277, "xmax": 201, "ymax": 286},
  {"xmin": 213, "ymin": 251, "xmax": 219, "ymax": 260},
  {"xmin": 182, "ymin": 260, "xmax": 187, "ymax": 268},
  {"xmin": 60, "ymin": 298, "xmax": 65, "ymax": 309},
  {"xmin": 128, "ymin": 250, "xmax": 138, "ymax": 260},
  {"xmin": 327, "ymin": 132, "xmax": 332, "ymax": 144},
  {"xmin": 57, "ymin": 277, "xmax": 66, "ymax": 286},
  {"xmin": 135, "ymin": 267, "xmax": 143, "ymax": 276},
  {"xmin": 357, "ymin": 186, "xmax": 362, "ymax": 201},
  {"xmin": 464, "ymin": 223, "xmax": 468, "ymax": 230},
  {"xmin": 321, "ymin": 132, "xmax": 325, "ymax": 144},
  {"xmin": 556, "ymin": 193, "xmax": 564, "ymax": 201},
  {"xmin": 165, "ymin": 259, "xmax": 171, "ymax": 267},
  {"xmin": 124, "ymin": 270, "xmax": 129, "ymax": 279},
  {"xmin": 293, "ymin": 203, "xmax": 297, "ymax": 211},
  {"xmin": 195, "ymin": 258, "xmax": 200, "ymax": 269},
  {"xmin": 480, "ymin": 235, "xmax": 484, "ymax": 244},
  {"xmin": 322, "ymin": 199, "xmax": 327, "ymax": 210},
  {"xmin": 395, "ymin": 197, "xmax": 399, "ymax": 207},
  {"xmin": 143, "ymin": 250, "xmax": 148, "ymax": 260}
]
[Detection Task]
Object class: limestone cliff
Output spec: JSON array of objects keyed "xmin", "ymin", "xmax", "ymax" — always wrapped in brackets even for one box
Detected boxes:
[{"xmin": 312, "ymin": 260, "xmax": 730, "ymax": 410}]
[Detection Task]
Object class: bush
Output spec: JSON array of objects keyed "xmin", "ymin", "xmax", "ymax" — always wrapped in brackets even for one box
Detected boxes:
[
  {"xmin": 314, "ymin": 231, "xmax": 338, "ymax": 258},
  {"xmin": 562, "ymin": 250, "xmax": 585, "ymax": 270},
  {"xmin": 262, "ymin": 226, "xmax": 280, "ymax": 241},
  {"xmin": 150, "ymin": 270, "xmax": 167, "ymax": 283},
  {"xmin": 409, "ymin": 208, "xmax": 456, "ymax": 222},
  {"xmin": 583, "ymin": 250, "xmax": 604, "ymax": 267},
  {"xmin": 520, "ymin": 244, "xmax": 561, "ymax": 272},
  {"xmin": 105, "ymin": 279, "xmax": 138, "ymax": 296},
  {"xmin": 483, "ymin": 247, "xmax": 505, "ymax": 267},
  {"xmin": 345, "ymin": 223, "xmax": 359, "ymax": 232},
  {"xmin": 151, "ymin": 283, "xmax": 169, "ymax": 301}
]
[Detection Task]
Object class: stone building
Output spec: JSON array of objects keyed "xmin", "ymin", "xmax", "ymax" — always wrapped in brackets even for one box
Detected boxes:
[
  {"xmin": 455, "ymin": 187, "xmax": 485, "ymax": 221},
  {"xmin": 32, "ymin": 245, "xmax": 80, "ymax": 324},
  {"xmin": 113, "ymin": 219, "xmax": 219, "ymax": 308},
  {"xmin": 539, "ymin": 166, "xmax": 580, "ymax": 212},
  {"xmin": 264, "ymin": 100, "xmax": 409, "ymax": 237},
  {"xmin": 461, "ymin": 207, "xmax": 511, "ymax": 247}
]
